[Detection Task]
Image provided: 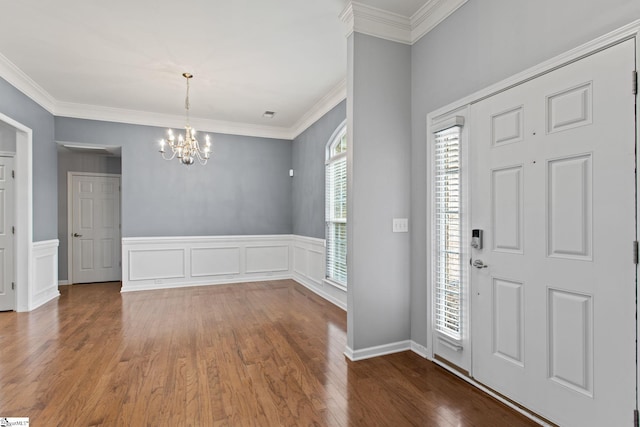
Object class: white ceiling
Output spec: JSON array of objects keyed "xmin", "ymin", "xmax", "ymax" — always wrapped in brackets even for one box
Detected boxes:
[{"xmin": 0, "ymin": 0, "xmax": 427, "ymax": 137}]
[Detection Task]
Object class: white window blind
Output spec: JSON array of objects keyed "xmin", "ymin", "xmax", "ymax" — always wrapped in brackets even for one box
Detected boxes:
[
  {"xmin": 434, "ymin": 126, "xmax": 462, "ymax": 340},
  {"xmin": 326, "ymin": 126, "xmax": 347, "ymax": 287}
]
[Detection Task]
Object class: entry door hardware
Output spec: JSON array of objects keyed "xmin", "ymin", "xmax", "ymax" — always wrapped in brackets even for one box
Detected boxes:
[
  {"xmin": 472, "ymin": 259, "xmax": 488, "ymax": 269},
  {"xmin": 471, "ymin": 229, "xmax": 483, "ymax": 249}
]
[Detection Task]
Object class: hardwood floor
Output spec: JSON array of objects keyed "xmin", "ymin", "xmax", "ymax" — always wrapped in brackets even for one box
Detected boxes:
[{"xmin": 0, "ymin": 280, "xmax": 538, "ymax": 426}]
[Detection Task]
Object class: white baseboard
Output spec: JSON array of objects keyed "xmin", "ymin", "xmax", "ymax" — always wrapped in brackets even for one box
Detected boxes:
[
  {"xmin": 344, "ymin": 340, "xmax": 412, "ymax": 361},
  {"xmin": 410, "ymin": 341, "xmax": 429, "ymax": 358},
  {"xmin": 121, "ymin": 273, "xmax": 292, "ymax": 293},
  {"xmin": 292, "ymin": 274, "xmax": 347, "ymax": 311},
  {"xmin": 344, "ymin": 340, "xmax": 428, "ymax": 362},
  {"xmin": 58, "ymin": 280, "xmax": 70, "ymax": 286}
]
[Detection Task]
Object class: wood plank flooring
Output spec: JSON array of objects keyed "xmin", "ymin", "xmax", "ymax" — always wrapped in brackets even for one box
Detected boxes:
[{"xmin": 0, "ymin": 280, "xmax": 538, "ymax": 426}]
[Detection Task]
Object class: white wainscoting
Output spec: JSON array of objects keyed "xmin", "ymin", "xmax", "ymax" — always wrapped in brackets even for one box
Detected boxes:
[
  {"xmin": 122, "ymin": 235, "xmax": 293, "ymax": 293},
  {"xmin": 291, "ymin": 235, "xmax": 346, "ymax": 310},
  {"xmin": 121, "ymin": 235, "xmax": 347, "ymax": 310},
  {"xmin": 30, "ymin": 239, "xmax": 60, "ymax": 311}
]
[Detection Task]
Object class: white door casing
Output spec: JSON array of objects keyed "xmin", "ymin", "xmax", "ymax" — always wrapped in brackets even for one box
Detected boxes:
[
  {"xmin": 469, "ymin": 39, "xmax": 636, "ymax": 426},
  {"xmin": 70, "ymin": 173, "xmax": 121, "ymax": 284},
  {"xmin": 0, "ymin": 156, "xmax": 15, "ymax": 311}
]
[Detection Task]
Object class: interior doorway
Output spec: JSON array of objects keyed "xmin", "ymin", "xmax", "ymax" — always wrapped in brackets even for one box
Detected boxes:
[
  {"xmin": 57, "ymin": 143, "xmax": 122, "ymax": 285},
  {"xmin": 68, "ymin": 173, "xmax": 121, "ymax": 284}
]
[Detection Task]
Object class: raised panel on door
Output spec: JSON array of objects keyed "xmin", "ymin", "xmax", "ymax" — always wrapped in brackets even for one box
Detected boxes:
[{"xmin": 470, "ymin": 39, "xmax": 635, "ymax": 427}]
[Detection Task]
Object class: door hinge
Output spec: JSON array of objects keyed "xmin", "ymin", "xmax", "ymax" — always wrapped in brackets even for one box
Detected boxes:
[
  {"xmin": 11, "ymin": 226, "xmax": 15, "ymax": 235},
  {"xmin": 634, "ymin": 241, "xmax": 639, "ymax": 264},
  {"xmin": 634, "ymin": 409, "xmax": 639, "ymax": 427},
  {"xmin": 11, "ymin": 170, "xmax": 14, "ymax": 179},
  {"xmin": 11, "ymin": 282, "xmax": 14, "ymax": 290},
  {"xmin": 633, "ymin": 70, "xmax": 638, "ymax": 95}
]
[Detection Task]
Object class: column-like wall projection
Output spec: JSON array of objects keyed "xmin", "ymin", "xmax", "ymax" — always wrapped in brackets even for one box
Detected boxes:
[{"xmin": 346, "ymin": 32, "xmax": 412, "ymax": 357}]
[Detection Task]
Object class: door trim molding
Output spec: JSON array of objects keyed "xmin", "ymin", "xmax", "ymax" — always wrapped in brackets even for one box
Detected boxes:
[
  {"xmin": 427, "ymin": 19, "xmax": 640, "ymax": 121},
  {"xmin": 425, "ymin": 18, "xmax": 640, "ymax": 411},
  {"xmin": 67, "ymin": 171, "xmax": 121, "ymax": 285},
  {"xmin": 0, "ymin": 113, "xmax": 33, "ymax": 312}
]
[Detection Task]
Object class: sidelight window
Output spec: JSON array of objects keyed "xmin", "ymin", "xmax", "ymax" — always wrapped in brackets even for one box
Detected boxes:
[{"xmin": 434, "ymin": 125, "xmax": 462, "ymax": 340}]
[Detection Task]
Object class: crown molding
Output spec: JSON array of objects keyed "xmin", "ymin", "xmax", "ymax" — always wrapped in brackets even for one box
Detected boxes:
[
  {"xmin": 290, "ymin": 78, "xmax": 346, "ymax": 139},
  {"xmin": 55, "ymin": 101, "xmax": 294, "ymax": 140},
  {"xmin": 340, "ymin": 0, "xmax": 468, "ymax": 45},
  {"xmin": 411, "ymin": 0, "xmax": 468, "ymax": 43},
  {"xmin": 0, "ymin": 51, "xmax": 344, "ymax": 141},
  {"xmin": 0, "ymin": 52, "xmax": 56, "ymax": 113},
  {"xmin": 340, "ymin": 2, "xmax": 412, "ymax": 45}
]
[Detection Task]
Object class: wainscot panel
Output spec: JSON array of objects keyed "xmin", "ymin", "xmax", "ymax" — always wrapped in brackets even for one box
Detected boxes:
[
  {"xmin": 121, "ymin": 235, "xmax": 293, "ymax": 292},
  {"xmin": 31, "ymin": 239, "xmax": 60, "ymax": 310},
  {"xmin": 121, "ymin": 235, "xmax": 346, "ymax": 310},
  {"xmin": 291, "ymin": 235, "xmax": 346, "ymax": 310}
]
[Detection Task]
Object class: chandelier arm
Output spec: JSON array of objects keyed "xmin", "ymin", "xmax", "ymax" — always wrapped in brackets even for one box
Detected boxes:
[{"xmin": 160, "ymin": 150, "xmax": 178, "ymax": 161}]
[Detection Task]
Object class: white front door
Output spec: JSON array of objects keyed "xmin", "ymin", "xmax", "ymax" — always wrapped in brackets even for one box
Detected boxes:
[
  {"xmin": 71, "ymin": 174, "xmax": 121, "ymax": 284},
  {"xmin": 0, "ymin": 157, "xmax": 14, "ymax": 310},
  {"xmin": 469, "ymin": 39, "xmax": 636, "ymax": 426}
]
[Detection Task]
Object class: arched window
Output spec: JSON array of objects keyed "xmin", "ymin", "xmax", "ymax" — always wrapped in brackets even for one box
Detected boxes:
[{"xmin": 325, "ymin": 121, "xmax": 347, "ymax": 287}]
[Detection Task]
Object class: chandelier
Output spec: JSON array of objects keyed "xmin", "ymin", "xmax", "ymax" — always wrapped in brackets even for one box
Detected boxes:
[{"xmin": 159, "ymin": 73, "xmax": 212, "ymax": 166}]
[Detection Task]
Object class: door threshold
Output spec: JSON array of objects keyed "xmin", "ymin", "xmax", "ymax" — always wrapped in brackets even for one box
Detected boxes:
[{"xmin": 432, "ymin": 358, "xmax": 557, "ymax": 427}]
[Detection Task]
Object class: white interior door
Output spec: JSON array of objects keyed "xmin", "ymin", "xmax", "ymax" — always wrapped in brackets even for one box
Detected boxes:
[
  {"xmin": 0, "ymin": 157, "xmax": 14, "ymax": 310},
  {"xmin": 71, "ymin": 174, "xmax": 121, "ymax": 284},
  {"xmin": 469, "ymin": 39, "xmax": 636, "ymax": 426}
]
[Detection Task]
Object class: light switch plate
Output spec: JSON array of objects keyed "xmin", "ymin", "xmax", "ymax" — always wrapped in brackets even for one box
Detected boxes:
[{"xmin": 393, "ymin": 218, "xmax": 409, "ymax": 233}]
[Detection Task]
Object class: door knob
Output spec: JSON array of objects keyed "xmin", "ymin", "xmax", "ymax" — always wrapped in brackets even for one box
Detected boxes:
[
  {"xmin": 472, "ymin": 259, "xmax": 488, "ymax": 269},
  {"xmin": 73, "ymin": 233, "xmax": 83, "ymax": 237}
]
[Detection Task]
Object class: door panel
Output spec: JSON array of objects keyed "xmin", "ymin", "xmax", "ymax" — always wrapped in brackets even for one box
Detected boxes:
[
  {"xmin": 0, "ymin": 157, "xmax": 14, "ymax": 311},
  {"xmin": 470, "ymin": 39, "xmax": 636, "ymax": 426},
  {"xmin": 72, "ymin": 175, "xmax": 121, "ymax": 284}
]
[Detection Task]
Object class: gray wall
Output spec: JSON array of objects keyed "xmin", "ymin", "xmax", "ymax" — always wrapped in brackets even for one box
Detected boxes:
[
  {"xmin": 57, "ymin": 150, "xmax": 122, "ymax": 280},
  {"xmin": 55, "ymin": 117, "xmax": 293, "ymax": 238},
  {"xmin": 348, "ymin": 33, "xmax": 412, "ymax": 351},
  {"xmin": 409, "ymin": 0, "xmax": 640, "ymax": 347},
  {"xmin": 0, "ymin": 121, "xmax": 17, "ymax": 153},
  {"xmin": 292, "ymin": 100, "xmax": 346, "ymax": 239},
  {"xmin": 0, "ymin": 77, "xmax": 57, "ymax": 242}
]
